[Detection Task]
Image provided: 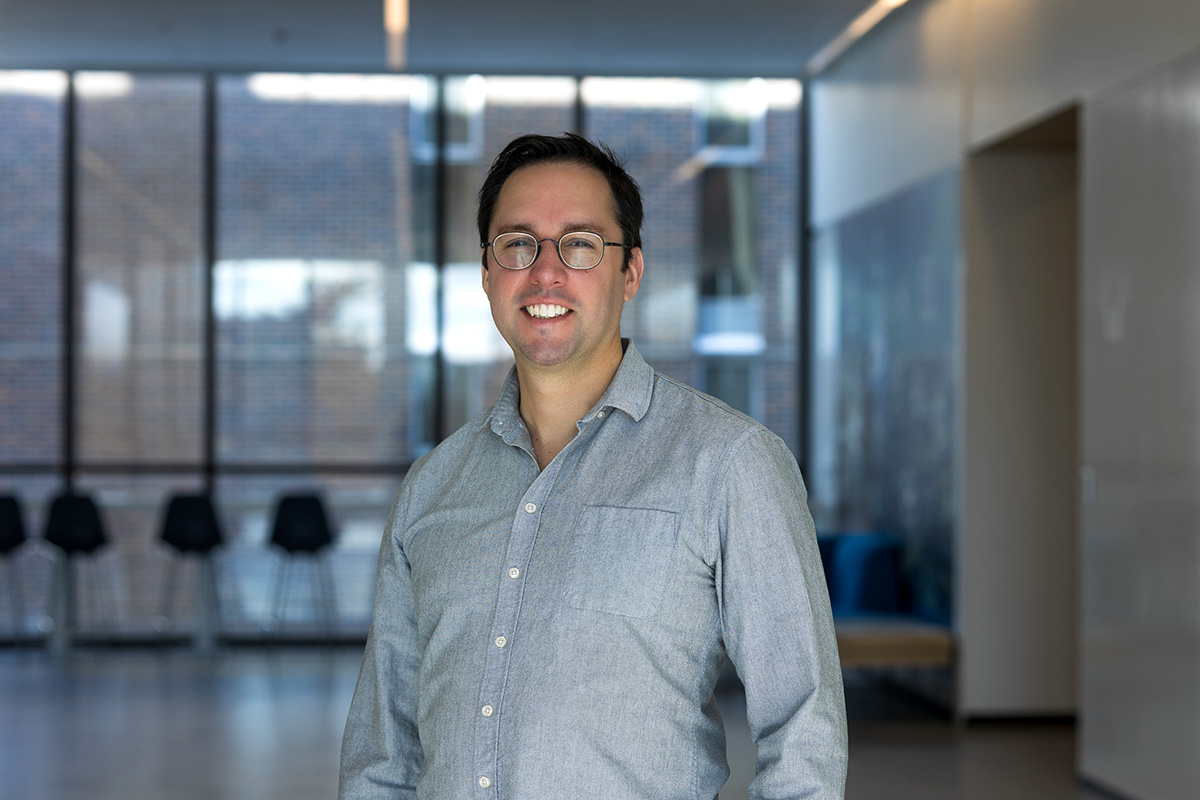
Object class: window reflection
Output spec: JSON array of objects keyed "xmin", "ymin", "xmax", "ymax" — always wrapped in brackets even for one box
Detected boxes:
[
  {"xmin": 585, "ymin": 77, "xmax": 800, "ymax": 443},
  {"xmin": 76, "ymin": 72, "xmax": 206, "ymax": 464},
  {"xmin": 216, "ymin": 73, "xmax": 430, "ymax": 463},
  {"xmin": 0, "ymin": 70, "xmax": 64, "ymax": 466},
  {"xmin": 438, "ymin": 75, "xmax": 576, "ymax": 434}
]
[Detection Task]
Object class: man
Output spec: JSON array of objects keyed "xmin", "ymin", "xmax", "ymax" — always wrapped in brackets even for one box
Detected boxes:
[{"xmin": 339, "ymin": 133, "xmax": 847, "ymax": 799}]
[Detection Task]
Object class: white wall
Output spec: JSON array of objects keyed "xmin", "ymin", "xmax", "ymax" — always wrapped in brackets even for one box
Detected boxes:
[
  {"xmin": 1080, "ymin": 50, "xmax": 1200, "ymax": 799},
  {"xmin": 812, "ymin": 0, "xmax": 1200, "ymax": 726},
  {"xmin": 810, "ymin": 0, "xmax": 964, "ymax": 228},
  {"xmin": 961, "ymin": 147, "xmax": 1078, "ymax": 715},
  {"xmin": 813, "ymin": 0, "xmax": 1200, "ymax": 224},
  {"xmin": 969, "ymin": 0, "xmax": 1200, "ymax": 147}
]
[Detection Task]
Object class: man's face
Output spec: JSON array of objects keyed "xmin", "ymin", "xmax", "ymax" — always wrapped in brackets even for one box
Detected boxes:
[{"xmin": 482, "ymin": 161, "xmax": 643, "ymax": 375}]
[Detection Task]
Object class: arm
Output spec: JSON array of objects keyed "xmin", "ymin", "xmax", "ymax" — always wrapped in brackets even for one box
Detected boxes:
[
  {"xmin": 714, "ymin": 429, "xmax": 848, "ymax": 799},
  {"xmin": 338, "ymin": 495, "xmax": 423, "ymax": 799}
]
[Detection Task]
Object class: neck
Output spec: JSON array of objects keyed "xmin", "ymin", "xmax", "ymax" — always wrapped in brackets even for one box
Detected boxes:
[{"xmin": 516, "ymin": 339, "xmax": 624, "ymax": 470}]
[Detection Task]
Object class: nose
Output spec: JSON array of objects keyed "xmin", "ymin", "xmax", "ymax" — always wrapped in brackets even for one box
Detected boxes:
[{"xmin": 528, "ymin": 239, "xmax": 568, "ymax": 283}]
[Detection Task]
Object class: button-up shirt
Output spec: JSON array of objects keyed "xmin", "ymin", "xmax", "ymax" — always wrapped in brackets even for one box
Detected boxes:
[{"xmin": 339, "ymin": 341, "xmax": 847, "ymax": 800}]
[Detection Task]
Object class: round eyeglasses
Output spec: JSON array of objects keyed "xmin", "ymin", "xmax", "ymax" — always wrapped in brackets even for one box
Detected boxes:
[{"xmin": 482, "ymin": 231, "xmax": 627, "ymax": 270}]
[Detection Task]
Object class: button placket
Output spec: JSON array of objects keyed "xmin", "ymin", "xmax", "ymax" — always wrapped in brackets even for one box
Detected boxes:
[{"xmin": 473, "ymin": 460, "xmax": 564, "ymax": 799}]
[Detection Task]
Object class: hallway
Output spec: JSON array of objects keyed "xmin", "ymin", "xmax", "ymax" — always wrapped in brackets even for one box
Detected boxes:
[{"xmin": 0, "ymin": 649, "xmax": 1107, "ymax": 799}]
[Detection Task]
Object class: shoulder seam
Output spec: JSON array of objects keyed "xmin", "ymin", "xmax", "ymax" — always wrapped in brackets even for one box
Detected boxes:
[{"xmin": 651, "ymin": 372, "xmax": 765, "ymax": 431}]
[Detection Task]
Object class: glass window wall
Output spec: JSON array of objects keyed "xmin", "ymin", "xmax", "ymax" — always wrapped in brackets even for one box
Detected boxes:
[
  {"xmin": 216, "ymin": 73, "xmax": 432, "ymax": 464},
  {"xmin": 436, "ymin": 76, "xmax": 577, "ymax": 435},
  {"xmin": 75, "ymin": 73, "xmax": 206, "ymax": 465},
  {"xmin": 583, "ymin": 77, "xmax": 802, "ymax": 451},
  {"xmin": 0, "ymin": 71, "xmax": 804, "ymax": 640},
  {"xmin": 0, "ymin": 71, "xmax": 65, "ymax": 468}
]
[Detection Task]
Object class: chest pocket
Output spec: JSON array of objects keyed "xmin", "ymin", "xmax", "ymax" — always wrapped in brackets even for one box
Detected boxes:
[{"xmin": 560, "ymin": 505, "xmax": 679, "ymax": 618}]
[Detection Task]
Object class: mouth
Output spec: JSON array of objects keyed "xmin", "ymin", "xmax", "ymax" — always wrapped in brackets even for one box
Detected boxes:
[{"xmin": 523, "ymin": 303, "xmax": 571, "ymax": 319}]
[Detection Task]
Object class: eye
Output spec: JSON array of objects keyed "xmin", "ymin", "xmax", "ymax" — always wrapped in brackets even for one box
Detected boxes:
[
  {"xmin": 561, "ymin": 233, "xmax": 600, "ymax": 251},
  {"xmin": 498, "ymin": 234, "xmax": 535, "ymax": 251}
]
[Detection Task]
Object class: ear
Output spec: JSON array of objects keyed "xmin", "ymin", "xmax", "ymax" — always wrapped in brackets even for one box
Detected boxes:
[
  {"xmin": 481, "ymin": 259, "xmax": 490, "ymax": 297},
  {"xmin": 623, "ymin": 247, "xmax": 644, "ymax": 302}
]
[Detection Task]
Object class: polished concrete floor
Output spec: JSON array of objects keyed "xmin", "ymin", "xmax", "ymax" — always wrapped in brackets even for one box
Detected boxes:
[{"xmin": 0, "ymin": 648, "xmax": 1112, "ymax": 800}]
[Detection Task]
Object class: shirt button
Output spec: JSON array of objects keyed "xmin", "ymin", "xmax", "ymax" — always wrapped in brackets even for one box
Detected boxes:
[
  {"xmin": 495, "ymin": 635, "xmax": 507, "ymax": 648},
  {"xmin": 479, "ymin": 776, "xmax": 491, "ymax": 788},
  {"xmin": 524, "ymin": 502, "xmax": 536, "ymax": 513},
  {"xmin": 481, "ymin": 704, "xmax": 494, "ymax": 717},
  {"xmin": 597, "ymin": 410, "xmax": 605, "ymax": 418},
  {"xmin": 508, "ymin": 567, "xmax": 520, "ymax": 579}
]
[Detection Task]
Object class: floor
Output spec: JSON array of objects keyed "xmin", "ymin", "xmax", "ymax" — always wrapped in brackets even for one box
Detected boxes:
[{"xmin": 0, "ymin": 647, "xmax": 1113, "ymax": 800}]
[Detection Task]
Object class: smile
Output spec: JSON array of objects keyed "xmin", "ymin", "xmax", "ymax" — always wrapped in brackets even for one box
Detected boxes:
[{"xmin": 524, "ymin": 304, "xmax": 570, "ymax": 319}]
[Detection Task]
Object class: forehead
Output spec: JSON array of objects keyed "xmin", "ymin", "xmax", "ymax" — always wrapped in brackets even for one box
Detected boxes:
[{"xmin": 491, "ymin": 161, "xmax": 617, "ymax": 233}]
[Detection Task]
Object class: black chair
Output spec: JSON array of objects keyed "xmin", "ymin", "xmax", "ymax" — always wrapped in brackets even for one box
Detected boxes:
[
  {"xmin": 43, "ymin": 492, "xmax": 110, "ymax": 651},
  {"xmin": 158, "ymin": 493, "xmax": 224, "ymax": 650},
  {"xmin": 267, "ymin": 493, "xmax": 337, "ymax": 637},
  {"xmin": 0, "ymin": 495, "xmax": 28, "ymax": 638},
  {"xmin": 44, "ymin": 493, "xmax": 107, "ymax": 554}
]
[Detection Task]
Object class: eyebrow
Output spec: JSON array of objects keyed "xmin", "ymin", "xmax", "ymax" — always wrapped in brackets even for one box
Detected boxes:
[{"xmin": 498, "ymin": 222, "xmax": 608, "ymax": 237}]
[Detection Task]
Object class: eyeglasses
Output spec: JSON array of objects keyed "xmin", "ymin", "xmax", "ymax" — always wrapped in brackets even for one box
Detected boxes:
[{"xmin": 482, "ymin": 231, "xmax": 627, "ymax": 270}]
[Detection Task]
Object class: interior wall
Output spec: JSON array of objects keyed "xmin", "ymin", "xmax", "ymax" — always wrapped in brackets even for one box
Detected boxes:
[
  {"xmin": 812, "ymin": 0, "xmax": 1200, "ymax": 225},
  {"xmin": 961, "ymin": 140, "xmax": 1078, "ymax": 715},
  {"xmin": 809, "ymin": 0, "xmax": 963, "ymax": 228},
  {"xmin": 1080, "ymin": 48, "xmax": 1200, "ymax": 799},
  {"xmin": 969, "ymin": 0, "xmax": 1200, "ymax": 147},
  {"xmin": 809, "ymin": 170, "xmax": 960, "ymax": 627}
]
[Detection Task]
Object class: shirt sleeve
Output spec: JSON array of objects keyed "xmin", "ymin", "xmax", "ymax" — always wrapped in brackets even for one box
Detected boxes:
[
  {"xmin": 338, "ymin": 491, "xmax": 424, "ymax": 800},
  {"xmin": 714, "ymin": 428, "xmax": 848, "ymax": 799}
]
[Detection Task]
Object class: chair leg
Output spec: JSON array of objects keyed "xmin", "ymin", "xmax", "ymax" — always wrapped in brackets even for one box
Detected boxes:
[
  {"xmin": 317, "ymin": 556, "xmax": 338, "ymax": 639},
  {"xmin": 48, "ymin": 552, "xmax": 73, "ymax": 654},
  {"xmin": 159, "ymin": 556, "xmax": 181, "ymax": 635},
  {"xmin": 4, "ymin": 558, "xmax": 24, "ymax": 641},
  {"xmin": 206, "ymin": 554, "xmax": 223, "ymax": 627},
  {"xmin": 95, "ymin": 554, "xmax": 121, "ymax": 644},
  {"xmin": 194, "ymin": 556, "xmax": 219, "ymax": 653},
  {"xmin": 79, "ymin": 557, "xmax": 104, "ymax": 643},
  {"xmin": 268, "ymin": 556, "xmax": 291, "ymax": 634}
]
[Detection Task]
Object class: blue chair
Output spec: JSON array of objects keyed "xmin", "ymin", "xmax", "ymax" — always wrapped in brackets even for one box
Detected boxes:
[{"xmin": 827, "ymin": 532, "xmax": 906, "ymax": 617}]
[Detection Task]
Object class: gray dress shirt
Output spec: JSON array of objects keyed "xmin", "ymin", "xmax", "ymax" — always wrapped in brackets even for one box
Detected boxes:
[{"xmin": 339, "ymin": 341, "xmax": 847, "ymax": 800}]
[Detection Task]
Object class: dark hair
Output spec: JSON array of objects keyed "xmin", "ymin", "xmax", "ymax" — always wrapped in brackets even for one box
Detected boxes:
[{"xmin": 477, "ymin": 133, "xmax": 643, "ymax": 271}]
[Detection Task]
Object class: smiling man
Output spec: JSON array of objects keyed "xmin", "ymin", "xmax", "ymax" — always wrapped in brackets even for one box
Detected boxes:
[{"xmin": 338, "ymin": 133, "xmax": 847, "ymax": 800}]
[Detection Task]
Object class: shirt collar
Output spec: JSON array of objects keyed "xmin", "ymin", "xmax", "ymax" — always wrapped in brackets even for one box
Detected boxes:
[{"xmin": 483, "ymin": 339, "xmax": 655, "ymax": 436}]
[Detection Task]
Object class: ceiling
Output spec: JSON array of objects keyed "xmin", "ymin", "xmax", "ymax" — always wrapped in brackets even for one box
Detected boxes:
[
  {"xmin": 408, "ymin": 0, "xmax": 877, "ymax": 77},
  {"xmin": 0, "ymin": 0, "xmax": 878, "ymax": 77}
]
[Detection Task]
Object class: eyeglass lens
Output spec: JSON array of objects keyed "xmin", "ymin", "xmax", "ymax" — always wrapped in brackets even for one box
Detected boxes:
[{"xmin": 492, "ymin": 232, "xmax": 605, "ymax": 270}]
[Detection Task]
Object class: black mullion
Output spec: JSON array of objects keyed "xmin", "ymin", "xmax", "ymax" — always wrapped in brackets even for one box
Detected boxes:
[
  {"xmin": 61, "ymin": 73, "xmax": 77, "ymax": 494},
  {"xmin": 202, "ymin": 74, "xmax": 218, "ymax": 496},
  {"xmin": 573, "ymin": 76, "xmax": 584, "ymax": 135},
  {"xmin": 797, "ymin": 80, "xmax": 812, "ymax": 476},
  {"xmin": 433, "ymin": 76, "xmax": 447, "ymax": 441},
  {"xmin": 0, "ymin": 464, "xmax": 60, "ymax": 475}
]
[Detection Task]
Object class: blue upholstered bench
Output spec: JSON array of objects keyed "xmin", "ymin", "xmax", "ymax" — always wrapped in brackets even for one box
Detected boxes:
[{"xmin": 818, "ymin": 533, "xmax": 955, "ymax": 669}]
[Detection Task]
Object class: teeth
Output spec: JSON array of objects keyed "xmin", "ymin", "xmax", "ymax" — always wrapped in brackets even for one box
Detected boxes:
[{"xmin": 525, "ymin": 304, "xmax": 569, "ymax": 319}]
